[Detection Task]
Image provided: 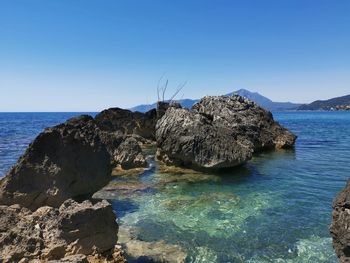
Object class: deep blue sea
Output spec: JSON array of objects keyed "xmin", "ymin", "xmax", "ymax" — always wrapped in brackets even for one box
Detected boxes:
[{"xmin": 1, "ymin": 111, "xmax": 349, "ymax": 262}]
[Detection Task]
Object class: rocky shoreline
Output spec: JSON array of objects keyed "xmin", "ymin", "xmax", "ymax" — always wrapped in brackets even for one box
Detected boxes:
[{"xmin": 0, "ymin": 94, "xmax": 297, "ymax": 262}]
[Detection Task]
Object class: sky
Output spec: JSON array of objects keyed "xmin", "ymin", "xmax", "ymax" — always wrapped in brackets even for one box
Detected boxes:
[{"xmin": 0, "ymin": 0, "xmax": 349, "ymax": 111}]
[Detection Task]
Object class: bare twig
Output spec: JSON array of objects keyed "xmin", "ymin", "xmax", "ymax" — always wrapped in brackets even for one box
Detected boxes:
[
  {"xmin": 169, "ymin": 81, "xmax": 187, "ymax": 102},
  {"xmin": 161, "ymin": 79, "xmax": 168, "ymax": 101},
  {"xmin": 157, "ymin": 74, "xmax": 165, "ymax": 102}
]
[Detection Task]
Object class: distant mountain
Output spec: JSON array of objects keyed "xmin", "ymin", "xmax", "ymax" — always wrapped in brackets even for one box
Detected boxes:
[
  {"xmin": 226, "ymin": 89, "xmax": 301, "ymax": 111},
  {"xmin": 130, "ymin": 89, "xmax": 301, "ymax": 112},
  {"xmin": 298, "ymin": 94, "xmax": 350, "ymax": 111}
]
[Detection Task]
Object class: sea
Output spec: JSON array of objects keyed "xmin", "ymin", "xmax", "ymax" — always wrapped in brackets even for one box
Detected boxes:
[{"xmin": 1, "ymin": 111, "xmax": 349, "ymax": 262}]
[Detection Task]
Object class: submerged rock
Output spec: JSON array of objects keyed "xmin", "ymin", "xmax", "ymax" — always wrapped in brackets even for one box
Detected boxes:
[
  {"xmin": 331, "ymin": 179, "xmax": 350, "ymax": 262},
  {"xmin": 156, "ymin": 95, "xmax": 296, "ymax": 170},
  {"xmin": 0, "ymin": 115, "xmax": 111, "ymax": 210},
  {"xmin": 118, "ymin": 225, "xmax": 186, "ymax": 263},
  {"xmin": 0, "ymin": 199, "xmax": 124, "ymax": 262}
]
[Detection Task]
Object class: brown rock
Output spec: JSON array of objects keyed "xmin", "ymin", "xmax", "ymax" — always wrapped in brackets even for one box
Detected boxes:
[
  {"xmin": 0, "ymin": 199, "xmax": 123, "ymax": 262},
  {"xmin": 0, "ymin": 115, "xmax": 112, "ymax": 210},
  {"xmin": 331, "ymin": 179, "xmax": 350, "ymax": 262}
]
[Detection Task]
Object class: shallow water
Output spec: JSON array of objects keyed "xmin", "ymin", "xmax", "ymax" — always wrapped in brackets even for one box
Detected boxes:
[
  {"xmin": 1, "ymin": 111, "xmax": 349, "ymax": 262},
  {"xmin": 106, "ymin": 111, "xmax": 350, "ymax": 262}
]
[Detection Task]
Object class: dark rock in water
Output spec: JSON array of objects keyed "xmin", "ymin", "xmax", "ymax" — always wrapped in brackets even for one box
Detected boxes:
[
  {"xmin": 331, "ymin": 179, "xmax": 350, "ymax": 262},
  {"xmin": 156, "ymin": 107, "xmax": 253, "ymax": 169},
  {"xmin": 95, "ymin": 107, "xmax": 157, "ymax": 140},
  {"xmin": 192, "ymin": 95, "xmax": 296, "ymax": 150},
  {"xmin": 114, "ymin": 136, "xmax": 147, "ymax": 169},
  {"xmin": 0, "ymin": 115, "xmax": 112, "ymax": 210},
  {"xmin": 95, "ymin": 107, "xmax": 157, "ymax": 170},
  {"xmin": 156, "ymin": 95, "xmax": 296, "ymax": 170},
  {"xmin": 0, "ymin": 199, "xmax": 124, "ymax": 262}
]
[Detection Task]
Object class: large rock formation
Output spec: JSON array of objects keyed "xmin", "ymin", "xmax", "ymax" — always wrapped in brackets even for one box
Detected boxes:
[
  {"xmin": 0, "ymin": 199, "xmax": 125, "ymax": 262},
  {"xmin": 156, "ymin": 95, "xmax": 296, "ymax": 170},
  {"xmin": 156, "ymin": 107, "xmax": 253, "ymax": 169},
  {"xmin": 192, "ymin": 95, "xmax": 296, "ymax": 150},
  {"xmin": 95, "ymin": 107, "xmax": 157, "ymax": 140},
  {"xmin": 0, "ymin": 115, "xmax": 112, "ymax": 210},
  {"xmin": 113, "ymin": 136, "xmax": 148, "ymax": 169},
  {"xmin": 331, "ymin": 179, "xmax": 350, "ymax": 262},
  {"xmin": 95, "ymin": 107, "xmax": 158, "ymax": 170}
]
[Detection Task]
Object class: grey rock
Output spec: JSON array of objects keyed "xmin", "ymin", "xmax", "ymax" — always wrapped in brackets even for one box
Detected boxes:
[
  {"xmin": 0, "ymin": 115, "xmax": 112, "ymax": 210},
  {"xmin": 0, "ymin": 199, "xmax": 119, "ymax": 262},
  {"xmin": 156, "ymin": 101, "xmax": 182, "ymax": 119},
  {"xmin": 156, "ymin": 107, "xmax": 253, "ymax": 169},
  {"xmin": 331, "ymin": 179, "xmax": 350, "ymax": 262},
  {"xmin": 114, "ymin": 137, "xmax": 147, "ymax": 169},
  {"xmin": 192, "ymin": 95, "xmax": 296, "ymax": 150},
  {"xmin": 156, "ymin": 95, "xmax": 296, "ymax": 170}
]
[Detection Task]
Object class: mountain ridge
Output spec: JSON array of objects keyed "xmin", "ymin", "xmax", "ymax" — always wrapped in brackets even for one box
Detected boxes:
[
  {"xmin": 130, "ymin": 89, "xmax": 301, "ymax": 112},
  {"xmin": 298, "ymin": 94, "xmax": 350, "ymax": 110}
]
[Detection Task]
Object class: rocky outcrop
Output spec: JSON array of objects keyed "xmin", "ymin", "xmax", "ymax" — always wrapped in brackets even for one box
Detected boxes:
[
  {"xmin": 0, "ymin": 115, "xmax": 112, "ymax": 210},
  {"xmin": 114, "ymin": 137, "xmax": 147, "ymax": 169},
  {"xmin": 95, "ymin": 107, "xmax": 157, "ymax": 140},
  {"xmin": 0, "ymin": 114, "xmax": 129, "ymax": 262},
  {"xmin": 0, "ymin": 199, "xmax": 125, "ymax": 262},
  {"xmin": 331, "ymin": 179, "xmax": 350, "ymax": 262},
  {"xmin": 192, "ymin": 95, "xmax": 296, "ymax": 150},
  {"xmin": 95, "ymin": 107, "xmax": 156, "ymax": 170},
  {"xmin": 156, "ymin": 95, "xmax": 296, "ymax": 170},
  {"xmin": 156, "ymin": 107, "xmax": 253, "ymax": 169},
  {"xmin": 156, "ymin": 101, "xmax": 182, "ymax": 119}
]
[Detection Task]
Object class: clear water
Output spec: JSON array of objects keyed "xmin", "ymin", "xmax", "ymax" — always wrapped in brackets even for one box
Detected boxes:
[{"xmin": 1, "ymin": 111, "xmax": 349, "ymax": 262}]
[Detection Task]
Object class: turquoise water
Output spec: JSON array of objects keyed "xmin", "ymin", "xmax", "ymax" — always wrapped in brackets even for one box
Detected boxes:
[{"xmin": 1, "ymin": 111, "xmax": 349, "ymax": 262}]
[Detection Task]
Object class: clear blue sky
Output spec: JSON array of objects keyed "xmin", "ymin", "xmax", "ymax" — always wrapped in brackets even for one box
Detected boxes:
[{"xmin": 0, "ymin": 0, "xmax": 349, "ymax": 111}]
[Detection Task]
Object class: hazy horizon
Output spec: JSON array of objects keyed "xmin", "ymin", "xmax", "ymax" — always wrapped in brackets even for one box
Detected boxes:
[{"xmin": 1, "ymin": 0, "xmax": 349, "ymax": 112}]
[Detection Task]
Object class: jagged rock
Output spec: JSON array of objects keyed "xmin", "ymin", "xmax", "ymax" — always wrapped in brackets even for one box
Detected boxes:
[
  {"xmin": 95, "ymin": 107, "xmax": 157, "ymax": 140},
  {"xmin": 156, "ymin": 95, "xmax": 296, "ymax": 170},
  {"xmin": 331, "ymin": 179, "xmax": 350, "ymax": 262},
  {"xmin": 114, "ymin": 137, "xmax": 147, "ymax": 169},
  {"xmin": 192, "ymin": 95, "xmax": 296, "ymax": 150},
  {"xmin": 156, "ymin": 107, "xmax": 253, "ymax": 169},
  {"xmin": 0, "ymin": 115, "xmax": 112, "ymax": 210},
  {"xmin": 0, "ymin": 199, "xmax": 124, "ymax": 263},
  {"xmin": 156, "ymin": 101, "xmax": 182, "ymax": 119}
]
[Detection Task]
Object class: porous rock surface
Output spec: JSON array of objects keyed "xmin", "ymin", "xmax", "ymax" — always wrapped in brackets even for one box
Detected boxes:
[
  {"xmin": 331, "ymin": 179, "xmax": 350, "ymax": 262},
  {"xmin": 0, "ymin": 115, "xmax": 112, "ymax": 210},
  {"xmin": 95, "ymin": 107, "xmax": 157, "ymax": 140},
  {"xmin": 113, "ymin": 136, "xmax": 148, "ymax": 169},
  {"xmin": 156, "ymin": 95, "xmax": 296, "ymax": 169},
  {"xmin": 192, "ymin": 95, "xmax": 296, "ymax": 150},
  {"xmin": 0, "ymin": 199, "xmax": 123, "ymax": 263}
]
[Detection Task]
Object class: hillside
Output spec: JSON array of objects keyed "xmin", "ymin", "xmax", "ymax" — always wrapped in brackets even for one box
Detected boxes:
[{"xmin": 298, "ymin": 94, "xmax": 350, "ymax": 110}]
